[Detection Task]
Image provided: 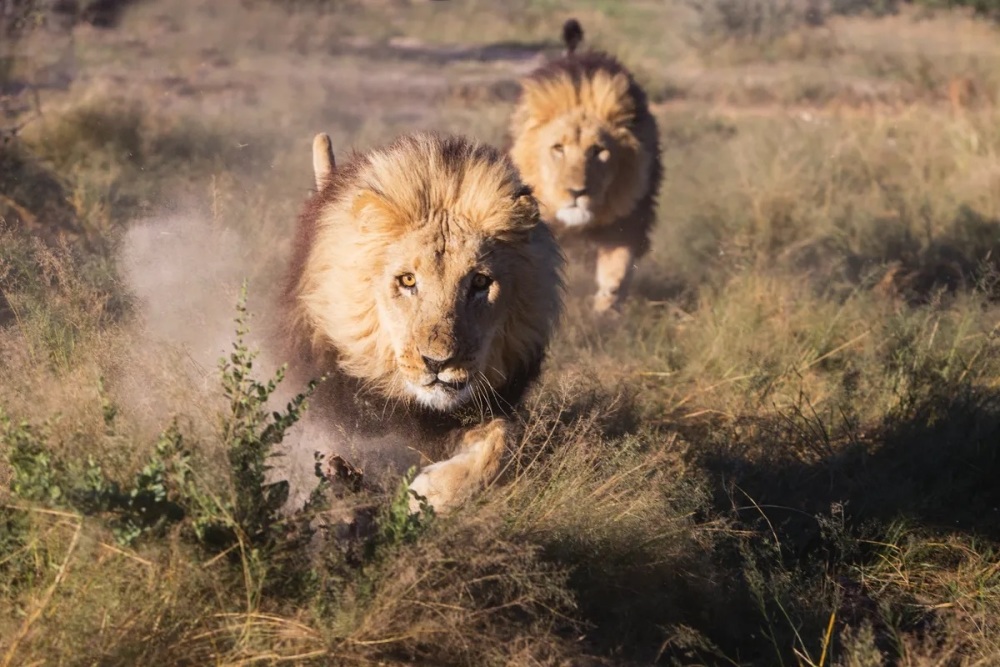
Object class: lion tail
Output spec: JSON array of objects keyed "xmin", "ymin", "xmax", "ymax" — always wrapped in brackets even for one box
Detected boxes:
[{"xmin": 562, "ymin": 18, "xmax": 583, "ymax": 57}]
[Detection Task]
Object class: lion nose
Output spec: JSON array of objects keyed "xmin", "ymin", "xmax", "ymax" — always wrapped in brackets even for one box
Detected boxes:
[
  {"xmin": 421, "ymin": 354, "xmax": 454, "ymax": 374},
  {"xmin": 567, "ymin": 187, "xmax": 587, "ymax": 199}
]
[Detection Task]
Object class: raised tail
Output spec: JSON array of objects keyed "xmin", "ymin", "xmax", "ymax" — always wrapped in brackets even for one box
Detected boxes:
[{"xmin": 562, "ymin": 18, "xmax": 583, "ymax": 56}]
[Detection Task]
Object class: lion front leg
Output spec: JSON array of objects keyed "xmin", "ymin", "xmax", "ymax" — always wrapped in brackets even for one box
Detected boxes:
[
  {"xmin": 407, "ymin": 419, "xmax": 508, "ymax": 514},
  {"xmin": 593, "ymin": 243, "xmax": 636, "ymax": 314}
]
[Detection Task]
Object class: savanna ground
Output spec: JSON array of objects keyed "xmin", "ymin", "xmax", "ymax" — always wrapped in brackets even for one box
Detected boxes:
[{"xmin": 3, "ymin": 0, "xmax": 1000, "ymax": 664}]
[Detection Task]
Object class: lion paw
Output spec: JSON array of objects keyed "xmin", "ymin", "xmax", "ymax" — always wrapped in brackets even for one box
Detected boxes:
[
  {"xmin": 592, "ymin": 291, "xmax": 623, "ymax": 317},
  {"xmin": 407, "ymin": 455, "xmax": 474, "ymax": 515}
]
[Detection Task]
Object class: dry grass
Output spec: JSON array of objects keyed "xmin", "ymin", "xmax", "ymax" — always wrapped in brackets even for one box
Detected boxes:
[{"xmin": 3, "ymin": 0, "xmax": 1000, "ymax": 665}]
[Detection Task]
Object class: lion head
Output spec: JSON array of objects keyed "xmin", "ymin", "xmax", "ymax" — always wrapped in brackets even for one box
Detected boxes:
[
  {"xmin": 509, "ymin": 53, "xmax": 657, "ymax": 233},
  {"xmin": 286, "ymin": 133, "xmax": 564, "ymax": 413}
]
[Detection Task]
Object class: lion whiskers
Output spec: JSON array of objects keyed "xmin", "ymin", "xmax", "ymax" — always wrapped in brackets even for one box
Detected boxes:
[
  {"xmin": 379, "ymin": 369, "xmax": 406, "ymax": 421},
  {"xmin": 475, "ymin": 372, "xmax": 497, "ymax": 421}
]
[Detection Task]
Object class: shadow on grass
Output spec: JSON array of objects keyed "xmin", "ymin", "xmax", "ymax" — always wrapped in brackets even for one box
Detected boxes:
[
  {"xmin": 666, "ymin": 379, "xmax": 1000, "ymax": 662},
  {"xmin": 785, "ymin": 205, "xmax": 1000, "ymax": 305},
  {"xmin": 504, "ymin": 385, "xmax": 767, "ymax": 665},
  {"xmin": 633, "ymin": 263, "xmax": 697, "ymax": 307},
  {"xmin": 51, "ymin": 0, "xmax": 140, "ymax": 29},
  {"xmin": 692, "ymin": 381, "xmax": 1000, "ymax": 546},
  {"xmin": 0, "ymin": 141, "xmax": 80, "ymax": 245}
]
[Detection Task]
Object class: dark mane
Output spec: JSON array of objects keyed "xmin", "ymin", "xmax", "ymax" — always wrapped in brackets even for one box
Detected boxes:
[
  {"xmin": 278, "ymin": 152, "xmax": 366, "ymax": 387},
  {"xmin": 283, "ymin": 155, "xmax": 363, "ymax": 307}
]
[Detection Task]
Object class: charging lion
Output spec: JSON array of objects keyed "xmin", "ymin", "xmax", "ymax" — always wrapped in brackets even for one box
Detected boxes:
[
  {"xmin": 509, "ymin": 18, "xmax": 661, "ymax": 314},
  {"xmin": 281, "ymin": 132, "xmax": 563, "ymax": 513}
]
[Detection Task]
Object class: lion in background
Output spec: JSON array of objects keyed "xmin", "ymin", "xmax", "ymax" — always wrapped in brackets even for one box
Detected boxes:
[
  {"xmin": 509, "ymin": 18, "xmax": 662, "ymax": 314},
  {"xmin": 280, "ymin": 132, "xmax": 563, "ymax": 513}
]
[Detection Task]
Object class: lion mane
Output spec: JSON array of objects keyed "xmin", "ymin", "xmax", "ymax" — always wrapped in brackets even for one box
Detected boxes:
[
  {"xmin": 280, "ymin": 132, "xmax": 563, "ymax": 512},
  {"xmin": 509, "ymin": 19, "xmax": 661, "ymax": 313}
]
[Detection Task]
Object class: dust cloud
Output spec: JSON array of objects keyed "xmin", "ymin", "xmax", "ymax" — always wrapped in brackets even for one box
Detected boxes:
[
  {"xmin": 117, "ymin": 211, "xmax": 415, "ymax": 507},
  {"xmin": 120, "ymin": 213, "xmax": 251, "ymax": 376}
]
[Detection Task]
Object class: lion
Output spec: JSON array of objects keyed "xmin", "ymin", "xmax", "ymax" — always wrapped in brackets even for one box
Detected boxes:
[
  {"xmin": 281, "ymin": 132, "xmax": 563, "ymax": 513},
  {"xmin": 509, "ymin": 18, "xmax": 661, "ymax": 314}
]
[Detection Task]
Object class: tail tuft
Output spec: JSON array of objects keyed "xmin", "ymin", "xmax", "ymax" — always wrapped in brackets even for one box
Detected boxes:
[{"xmin": 562, "ymin": 18, "xmax": 584, "ymax": 56}]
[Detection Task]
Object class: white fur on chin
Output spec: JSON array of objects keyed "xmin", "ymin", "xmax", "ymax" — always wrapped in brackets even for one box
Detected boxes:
[
  {"xmin": 555, "ymin": 206, "xmax": 593, "ymax": 228},
  {"xmin": 406, "ymin": 381, "xmax": 474, "ymax": 411}
]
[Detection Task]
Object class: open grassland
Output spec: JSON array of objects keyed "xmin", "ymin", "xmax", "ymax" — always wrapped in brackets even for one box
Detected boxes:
[{"xmin": 3, "ymin": 1, "xmax": 1000, "ymax": 664}]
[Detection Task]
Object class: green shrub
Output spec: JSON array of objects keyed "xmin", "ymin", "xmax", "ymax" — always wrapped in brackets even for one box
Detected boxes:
[{"xmin": 2, "ymin": 286, "xmax": 316, "ymax": 549}]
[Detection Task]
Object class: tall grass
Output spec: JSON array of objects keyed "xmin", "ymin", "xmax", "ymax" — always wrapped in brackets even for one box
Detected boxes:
[{"xmin": 3, "ymin": 0, "xmax": 1000, "ymax": 664}]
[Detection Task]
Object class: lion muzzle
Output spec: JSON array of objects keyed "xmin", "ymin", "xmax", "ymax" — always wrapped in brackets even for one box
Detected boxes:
[{"xmin": 555, "ymin": 205, "xmax": 594, "ymax": 228}]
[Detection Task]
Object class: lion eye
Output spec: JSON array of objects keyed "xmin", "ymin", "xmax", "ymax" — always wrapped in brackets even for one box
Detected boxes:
[
  {"xmin": 397, "ymin": 273, "xmax": 417, "ymax": 289},
  {"xmin": 470, "ymin": 273, "xmax": 493, "ymax": 291},
  {"xmin": 551, "ymin": 144, "xmax": 564, "ymax": 156},
  {"xmin": 588, "ymin": 145, "xmax": 607, "ymax": 160}
]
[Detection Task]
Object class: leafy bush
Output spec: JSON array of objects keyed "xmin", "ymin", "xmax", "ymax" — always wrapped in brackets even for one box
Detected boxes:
[
  {"xmin": 1, "ymin": 286, "xmax": 316, "ymax": 549},
  {"xmin": 218, "ymin": 283, "xmax": 314, "ymax": 544},
  {"xmin": 2, "ymin": 411, "xmax": 194, "ymax": 545}
]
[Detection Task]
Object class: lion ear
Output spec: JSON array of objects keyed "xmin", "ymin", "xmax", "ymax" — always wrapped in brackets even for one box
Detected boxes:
[
  {"xmin": 512, "ymin": 185, "xmax": 540, "ymax": 221},
  {"xmin": 513, "ymin": 184, "xmax": 534, "ymax": 202},
  {"xmin": 312, "ymin": 133, "xmax": 336, "ymax": 190}
]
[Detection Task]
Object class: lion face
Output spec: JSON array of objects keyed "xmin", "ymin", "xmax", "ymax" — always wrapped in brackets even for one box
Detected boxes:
[
  {"xmin": 374, "ymin": 222, "xmax": 519, "ymax": 411},
  {"xmin": 509, "ymin": 66, "xmax": 654, "ymax": 233},
  {"xmin": 291, "ymin": 134, "xmax": 563, "ymax": 414},
  {"xmin": 533, "ymin": 112, "xmax": 623, "ymax": 229}
]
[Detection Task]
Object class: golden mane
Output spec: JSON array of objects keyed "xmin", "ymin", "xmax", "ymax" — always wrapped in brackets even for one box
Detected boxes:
[
  {"xmin": 510, "ymin": 52, "xmax": 660, "ymax": 235},
  {"xmin": 284, "ymin": 132, "xmax": 564, "ymax": 408},
  {"xmin": 514, "ymin": 66, "xmax": 637, "ymax": 134}
]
